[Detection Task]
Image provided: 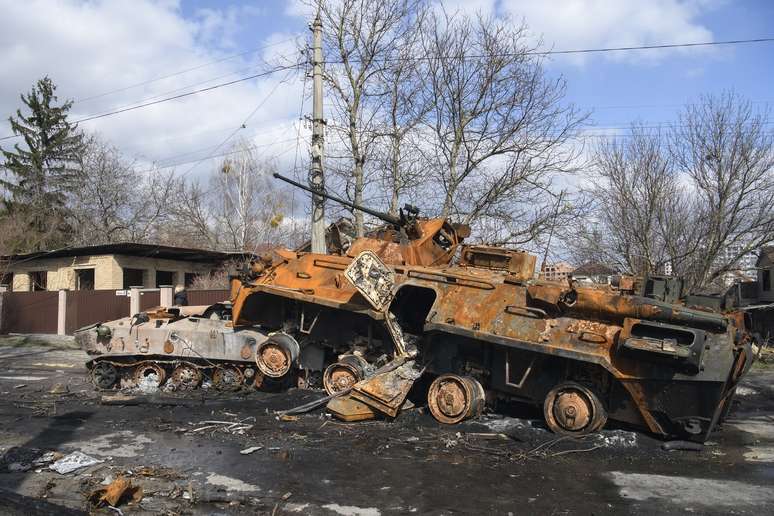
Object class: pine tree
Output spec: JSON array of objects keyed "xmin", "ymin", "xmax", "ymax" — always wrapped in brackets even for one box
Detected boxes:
[{"xmin": 0, "ymin": 76, "xmax": 83, "ymax": 252}]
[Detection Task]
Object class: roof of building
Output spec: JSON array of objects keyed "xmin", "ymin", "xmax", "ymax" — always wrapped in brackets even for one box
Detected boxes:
[
  {"xmin": 757, "ymin": 246, "xmax": 774, "ymax": 267},
  {"xmin": 572, "ymin": 262, "xmax": 618, "ymax": 276},
  {"xmin": 1, "ymin": 242, "xmax": 248, "ymax": 264}
]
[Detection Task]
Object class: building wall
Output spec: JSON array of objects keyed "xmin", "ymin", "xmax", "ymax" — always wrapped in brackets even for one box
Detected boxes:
[
  {"xmin": 3, "ymin": 254, "xmax": 217, "ymax": 291},
  {"xmin": 758, "ymin": 262, "xmax": 774, "ymax": 303},
  {"xmin": 112, "ymin": 255, "xmax": 215, "ymax": 289}
]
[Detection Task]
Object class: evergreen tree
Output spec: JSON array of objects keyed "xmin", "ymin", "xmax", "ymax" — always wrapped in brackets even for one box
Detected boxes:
[{"xmin": 0, "ymin": 76, "xmax": 83, "ymax": 252}]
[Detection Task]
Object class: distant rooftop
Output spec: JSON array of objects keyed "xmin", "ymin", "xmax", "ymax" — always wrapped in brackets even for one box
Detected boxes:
[{"xmin": 1, "ymin": 242, "xmax": 248, "ymax": 264}]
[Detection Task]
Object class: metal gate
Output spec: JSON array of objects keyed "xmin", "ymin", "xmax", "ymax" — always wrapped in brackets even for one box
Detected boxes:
[{"xmin": 0, "ymin": 291, "xmax": 59, "ymax": 334}]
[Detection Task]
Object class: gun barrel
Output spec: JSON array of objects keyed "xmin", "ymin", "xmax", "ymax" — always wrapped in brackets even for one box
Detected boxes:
[{"xmin": 273, "ymin": 173, "xmax": 401, "ymax": 226}]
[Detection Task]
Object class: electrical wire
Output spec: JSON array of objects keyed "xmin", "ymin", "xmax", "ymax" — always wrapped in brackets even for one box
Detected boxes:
[
  {"xmin": 320, "ymin": 36, "xmax": 774, "ymax": 64},
  {"xmin": 0, "ymin": 63, "xmax": 303, "ymax": 142},
  {"xmin": 74, "ymin": 36, "xmax": 301, "ymax": 104},
  {"xmin": 173, "ymin": 68, "xmax": 297, "ymax": 181}
]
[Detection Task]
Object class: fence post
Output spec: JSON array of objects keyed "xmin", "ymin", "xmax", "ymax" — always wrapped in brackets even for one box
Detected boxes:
[
  {"xmin": 130, "ymin": 286, "xmax": 141, "ymax": 316},
  {"xmin": 0, "ymin": 285, "xmax": 5, "ymax": 334},
  {"xmin": 160, "ymin": 285, "xmax": 173, "ymax": 307},
  {"xmin": 57, "ymin": 290, "xmax": 67, "ymax": 335}
]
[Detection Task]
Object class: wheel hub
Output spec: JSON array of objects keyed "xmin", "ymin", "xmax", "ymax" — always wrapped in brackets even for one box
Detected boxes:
[
  {"xmin": 133, "ymin": 363, "xmax": 166, "ymax": 390},
  {"xmin": 435, "ymin": 379, "xmax": 467, "ymax": 418},
  {"xmin": 213, "ymin": 367, "xmax": 244, "ymax": 390},
  {"xmin": 323, "ymin": 362, "xmax": 361, "ymax": 395},
  {"xmin": 92, "ymin": 362, "xmax": 117, "ymax": 389},
  {"xmin": 171, "ymin": 364, "xmax": 201, "ymax": 390},
  {"xmin": 427, "ymin": 374, "xmax": 485, "ymax": 425},
  {"xmin": 259, "ymin": 344, "xmax": 290, "ymax": 376},
  {"xmin": 552, "ymin": 390, "xmax": 592, "ymax": 432}
]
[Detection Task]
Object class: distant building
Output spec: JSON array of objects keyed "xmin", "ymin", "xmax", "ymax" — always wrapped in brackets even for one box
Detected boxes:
[
  {"xmin": 714, "ymin": 240, "xmax": 759, "ymax": 286},
  {"xmin": 572, "ymin": 263, "xmax": 618, "ymax": 284},
  {"xmin": 757, "ymin": 246, "xmax": 774, "ymax": 303},
  {"xmin": 539, "ymin": 261, "xmax": 574, "ymax": 282},
  {"xmin": 0, "ymin": 243, "xmax": 242, "ymax": 292}
]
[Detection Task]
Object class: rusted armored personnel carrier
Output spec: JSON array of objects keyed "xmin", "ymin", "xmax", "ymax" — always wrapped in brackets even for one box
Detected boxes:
[
  {"xmin": 74, "ymin": 175, "xmax": 469, "ymax": 393},
  {"xmin": 228, "ymin": 174, "xmax": 755, "ymax": 442},
  {"xmin": 76, "ymin": 304, "xmax": 269, "ymax": 391}
]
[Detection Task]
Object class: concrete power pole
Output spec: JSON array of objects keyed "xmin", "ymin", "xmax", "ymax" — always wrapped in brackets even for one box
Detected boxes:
[{"xmin": 309, "ymin": 13, "xmax": 326, "ymax": 253}]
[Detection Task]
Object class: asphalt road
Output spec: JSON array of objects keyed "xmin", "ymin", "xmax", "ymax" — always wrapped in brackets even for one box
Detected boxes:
[{"xmin": 1, "ymin": 337, "xmax": 773, "ymax": 515}]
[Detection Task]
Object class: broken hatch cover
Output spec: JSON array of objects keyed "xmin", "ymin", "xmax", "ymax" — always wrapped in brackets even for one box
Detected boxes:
[{"xmin": 344, "ymin": 250, "xmax": 396, "ymax": 311}]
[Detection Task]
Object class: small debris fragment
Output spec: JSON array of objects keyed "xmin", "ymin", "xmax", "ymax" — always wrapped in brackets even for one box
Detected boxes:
[
  {"xmin": 14, "ymin": 384, "xmax": 27, "ymax": 389},
  {"xmin": 50, "ymin": 451, "xmax": 103, "ymax": 474},
  {"xmin": 240, "ymin": 446, "xmax": 263, "ymax": 455},
  {"xmin": 50, "ymin": 383, "xmax": 69, "ymax": 394},
  {"xmin": 662, "ymin": 440, "xmax": 704, "ymax": 452},
  {"xmin": 88, "ymin": 475, "xmax": 143, "ymax": 508}
]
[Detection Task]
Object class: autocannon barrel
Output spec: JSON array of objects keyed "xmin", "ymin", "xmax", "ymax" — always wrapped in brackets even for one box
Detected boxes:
[
  {"xmin": 273, "ymin": 173, "xmax": 402, "ymax": 227},
  {"xmin": 527, "ymin": 284, "xmax": 728, "ymax": 331}
]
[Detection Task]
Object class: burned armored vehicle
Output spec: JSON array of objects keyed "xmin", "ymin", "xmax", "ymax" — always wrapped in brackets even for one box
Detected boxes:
[
  {"xmin": 74, "ymin": 174, "xmax": 469, "ymax": 393},
  {"xmin": 227, "ymin": 174, "xmax": 755, "ymax": 442},
  {"xmin": 76, "ymin": 304, "xmax": 269, "ymax": 391}
]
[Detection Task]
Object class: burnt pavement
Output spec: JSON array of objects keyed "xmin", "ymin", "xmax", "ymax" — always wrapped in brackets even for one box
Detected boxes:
[{"xmin": 1, "ymin": 337, "xmax": 773, "ymax": 515}]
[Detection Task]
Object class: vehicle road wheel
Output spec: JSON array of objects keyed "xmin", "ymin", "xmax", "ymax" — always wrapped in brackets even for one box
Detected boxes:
[
  {"xmin": 323, "ymin": 357, "xmax": 366, "ymax": 395},
  {"xmin": 212, "ymin": 366, "xmax": 244, "ymax": 391},
  {"xmin": 427, "ymin": 374, "xmax": 486, "ymax": 424},
  {"xmin": 91, "ymin": 361, "xmax": 118, "ymax": 390},
  {"xmin": 543, "ymin": 382, "xmax": 607, "ymax": 436},
  {"xmin": 133, "ymin": 362, "xmax": 166, "ymax": 390},
  {"xmin": 171, "ymin": 363, "xmax": 202, "ymax": 390}
]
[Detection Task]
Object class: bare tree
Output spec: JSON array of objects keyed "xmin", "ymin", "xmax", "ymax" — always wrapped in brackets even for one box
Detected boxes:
[
  {"xmin": 313, "ymin": 0, "xmax": 422, "ymax": 235},
  {"xmin": 671, "ymin": 92, "xmax": 774, "ymax": 289},
  {"xmin": 571, "ymin": 93, "xmax": 774, "ymax": 291},
  {"xmin": 417, "ymin": 12, "xmax": 585, "ymax": 242},
  {"xmin": 169, "ymin": 141, "xmax": 299, "ymax": 252},
  {"xmin": 71, "ymin": 137, "xmax": 175, "ymax": 245},
  {"xmin": 572, "ymin": 128, "xmax": 688, "ymax": 275},
  {"xmin": 372, "ymin": 16, "xmax": 429, "ymax": 217}
]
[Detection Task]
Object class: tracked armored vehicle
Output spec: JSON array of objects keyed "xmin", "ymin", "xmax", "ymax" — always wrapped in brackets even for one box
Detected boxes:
[
  {"xmin": 76, "ymin": 304, "xmax": 270, "ymax": 391},
  {"xmin": 226, "ymin": 174, "xmax": 755, "ymax": 442}
]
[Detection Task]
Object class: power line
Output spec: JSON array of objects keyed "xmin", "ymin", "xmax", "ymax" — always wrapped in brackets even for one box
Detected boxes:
[
  {"xmin": 173, "ymin": 68, "xmax": 298, "ymax": 180},
  {"xmin": 135, "ymin": 124, "xmax": 299, "ymax": 167},
  {"xmin": 0, "ymin": 63, "xmax": 303, "ymax": 142},
  {"xmin": 137, "ymin": 137, "xmax": 300, "ymax": 173},
  {"xmin": 75, "ymin": 36, "xmax": 301, "ymax": 104},
  {"xmin": 320, "ymin": 37, "xmax": 774, "ymax": 64}
]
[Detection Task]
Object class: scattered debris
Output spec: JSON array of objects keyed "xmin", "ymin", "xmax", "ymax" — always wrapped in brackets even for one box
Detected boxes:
[
  {"xmin": 735, "ymin": 386, "xmax": 758, "ymax": 397},
  {"xmin": 50, "ymin": 451, "xmax": 103, "ymax": 474},
  {"xmin": 88, "ymin": 475, "xmax": 143, "ymax": 508},
  {"xmin": 49, "ymin": 383, "xmax": 69, "ymax": 394},
  {"xmin": 240, "ymin": 446, "xmax": 263, "ymax": 455},
  {"xmin": 662, "ymin": 440, "xmax": 705, "ymax": 452},
  {"xmin": 191, "ymin": 418, "xmax": 255, "ymax": 434},
  {"xmin": 34, "ymin": 451, "xmax": 64, "ymax": 465}
]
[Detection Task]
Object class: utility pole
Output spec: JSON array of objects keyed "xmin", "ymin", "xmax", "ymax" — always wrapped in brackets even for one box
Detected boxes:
[{"xmin": 309, "ymin": 13, "xmax": 326, "ymax": 253}]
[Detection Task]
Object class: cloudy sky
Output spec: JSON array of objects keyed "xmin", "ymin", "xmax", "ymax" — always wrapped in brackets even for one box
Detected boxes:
[{"xmin": 0, "ymin": 0, "xmax": 772, "ymax": 186}]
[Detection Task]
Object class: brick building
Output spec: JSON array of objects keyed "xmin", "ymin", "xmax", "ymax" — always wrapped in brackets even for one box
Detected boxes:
[
  {"xmin": 539, "ymin": 261, "xmax": 574, "ymax": 282},
  {"xmin": 0, "ymin": 243, "xmax": 240, "ymax": 292}
]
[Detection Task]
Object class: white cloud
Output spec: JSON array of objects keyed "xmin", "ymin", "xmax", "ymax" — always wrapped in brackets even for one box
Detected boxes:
[
  {"xmin": 436, "ymin": 0, "xmax": 720, "ymax": 65},
  {"xmin": 0, "ymin": 0, "xmax": 305, "ymax": 181}
]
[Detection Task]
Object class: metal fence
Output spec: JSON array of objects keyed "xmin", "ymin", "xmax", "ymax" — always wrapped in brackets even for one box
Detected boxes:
[
  {"xmin": 64, "ymin": 290, "xmax": 130, "ymax": 334},
  {"xmin": 0, "ymin": 291, "xmax": 59, "ymax": 334},
  {"xmin": 0, "ymin": 288, "xmax": 231, "ymax": 336}
]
